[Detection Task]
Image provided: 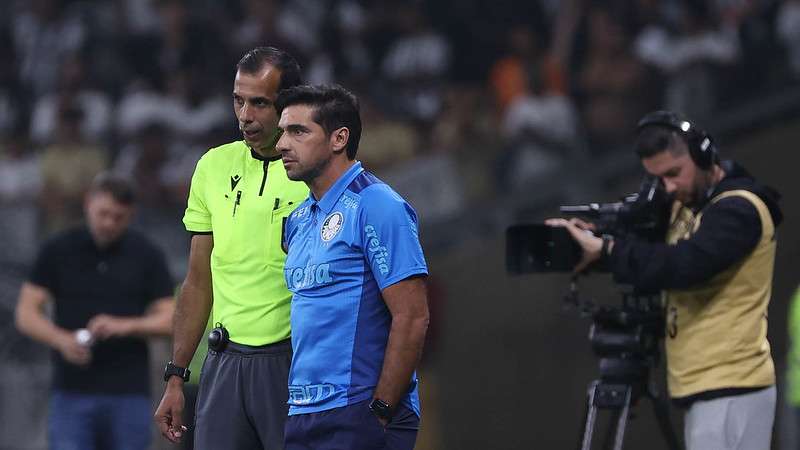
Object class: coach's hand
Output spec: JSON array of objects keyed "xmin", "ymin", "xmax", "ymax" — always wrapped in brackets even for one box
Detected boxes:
[{"xmin": 155, "ymin": 378, "xmax": 187, "ymax": 443}]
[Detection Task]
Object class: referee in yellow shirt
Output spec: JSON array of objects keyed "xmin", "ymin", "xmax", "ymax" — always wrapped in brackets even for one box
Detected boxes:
[{"xmin": 154, "ymin": 46, "xmax": 308, "ymax": 450}]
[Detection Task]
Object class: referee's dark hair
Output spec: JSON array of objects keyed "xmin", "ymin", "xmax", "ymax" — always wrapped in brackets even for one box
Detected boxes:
[
  {"xmin": 88, "ymin": 172, "xmax": 136, "ymax": 206},
  {"xmin": 236, "ymin": 46, "xmax": 302, "ymax": 92},
  {"xmin": 276, "ymin": 85, "xmax": 362, "ymax": 160}
]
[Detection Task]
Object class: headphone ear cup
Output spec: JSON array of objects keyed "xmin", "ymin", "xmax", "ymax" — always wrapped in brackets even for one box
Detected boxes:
[
  {"xmin": 689, "ymin": 132, "xmax": 714, "ymax": 170},
  {"xmin": 637, "ymin": 110, "xmax": 717, "ymax": 169},
  {"xmin": 687, "ymin": 133, "xmax": 702, "ymax": 168}
]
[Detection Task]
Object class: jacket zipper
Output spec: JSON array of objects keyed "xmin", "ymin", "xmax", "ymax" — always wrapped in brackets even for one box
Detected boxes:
[{"xmin": 259, "ymin": 161, "xmax": 268, "ymax": 196}]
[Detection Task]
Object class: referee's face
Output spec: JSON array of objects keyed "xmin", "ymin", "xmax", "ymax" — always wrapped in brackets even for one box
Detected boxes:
[
  {"xmin": 233, "ymin": 64, "xmax": 282, "ymax": 156},
  {"xmin": 85, "ymin": 192, "xmax": 134, "ymax": 247}
]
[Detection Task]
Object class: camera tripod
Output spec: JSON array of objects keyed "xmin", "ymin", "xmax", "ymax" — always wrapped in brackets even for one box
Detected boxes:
[
  {"xmin": 577, "ymin": 358, "xmax": 679, "ymax": 450},
  {"xmin": 568, "ymin": 288, "xmax": 680, "ymax": 450}
]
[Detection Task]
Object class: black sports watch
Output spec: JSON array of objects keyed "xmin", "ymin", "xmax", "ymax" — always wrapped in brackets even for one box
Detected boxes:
[
  {"xmin": 368, "ymin": 398, "xmax": 392, "ymax": 422},
  {"xmin": 163, "ymin": 361, "xmax": 191, "ymax": 382}
]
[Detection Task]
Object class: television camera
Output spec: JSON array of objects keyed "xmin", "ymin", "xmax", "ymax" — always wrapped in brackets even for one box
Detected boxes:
[{"xmin": 506, "ymin": 176, "xmax": 679, "ymax": 450}]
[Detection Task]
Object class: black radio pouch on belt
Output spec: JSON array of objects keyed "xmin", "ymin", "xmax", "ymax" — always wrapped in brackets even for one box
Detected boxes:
[{"xmin": 208, "ymin": 322, "xmax": 230, "ymax": 352}]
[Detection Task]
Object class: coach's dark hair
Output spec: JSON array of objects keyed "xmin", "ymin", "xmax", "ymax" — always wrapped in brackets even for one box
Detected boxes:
[
  {"xmin": 634, "ymin": 125, "xmax": 688, "ymax": 159},
  {"xmin": 88, "ymin": 172, "xmax": 136, "ymax": 205},
  {"xmin": 236, "ymin": 47, "xmax": 302, "ymax": 92},
  {"xmin": 276, "ymin": 85, "xmax": 362, "ymax": 160}
]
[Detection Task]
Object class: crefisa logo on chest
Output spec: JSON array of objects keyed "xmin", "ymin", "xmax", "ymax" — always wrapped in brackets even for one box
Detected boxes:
[{"xmin": 321, "ymin": 212, "xmax": 344, "ymax": 241}]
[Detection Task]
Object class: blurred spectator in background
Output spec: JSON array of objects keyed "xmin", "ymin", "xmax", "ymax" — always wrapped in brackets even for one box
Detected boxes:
[
  {"xmin": 577, "ymin": 5, "xmax": 651, "ymax": 154},
  {"xmin": 428, "ymin": 85, "xmax": 495, "ymax": 203},
  {"xmin": 231, "ymin": 0, "xmax": 297, "ymax": 58},
  {"xmin": 375, "ymin": 86, "xmax": 472, "ymax": 226},
  {"xmin": 29, "ymin": 53, "xmax": 112, "ymax": 145},
  {"xmin": 777, "ymin": 0, "xmax": 800, "ymax": 79},
  {"xmin": 113, "ymin": 122, "xmax": 186, "ymax": 212},
  {"xmin": 14, "ymin": 173, "xmax": 174, "ymax": 450},
  {"xmin": 0, "ymin": 129, "xmax": 42, "ymax": 265},
  {"xmin": 429, "ymin": 86, "xmax": 487, "ymax": 156},
  {"xmin": 380, "ymin": 3, "xmax": 450, "ymax": 125},
  {"xmin": 309, "ymin": 0, "xmax": 372, "ymax": 86},
  {"xmin": 274, "ymin": 0, "xmax": 327, "ymax": 59},
  {"xmin": 12, "ymin": 0, "xmax": 87, "ymax": 96},
  {"xmin": 489, "ymin": 25, "xmax": 566, "ymax": 114},
  {"xmin": 499, "ymin": 94, "xmax": 579, "ymax": 192},
  {"xmin": 490, "ymin": 22, "xmax": 579, "ymax": 192},
  {"xmin": 358, "ymin": 98, "xmax": 420, "ymax": 173},
  {"xmin": 713, "ymin": 0, "xmax": 778, "ymax": 99},
  {"xmin": 39, "ymin": 102, "xmax": 108, "ymax": 234},
  {"xmin": 0, "ymin": 29, "xmax": 26, "ymax": 137},
  {"xmin": 635, "ymin": 1, "xmax": 740, "ymax": 122},
  {"xmin": 119, "ymin": 0, "xmax": 162, "ymax": 37},
  {"xmin": 117, "ymin": 0, "xmax": 229, "ymax": 137},
  {"xmin": 116, "ymin": 68, "xmax": 228, "ymax": 145},
  {"xmin": 112, "ymin": 118, "xmax": 206, "ymax": 275},
  {"xmin": 151, "ymin": 0, "xmax": 228, "ymax": 79}
]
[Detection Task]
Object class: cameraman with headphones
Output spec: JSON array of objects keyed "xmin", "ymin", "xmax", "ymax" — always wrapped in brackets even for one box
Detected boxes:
[{"xmin": 548, "ymin": 111, "xmax": 783, "ymax": 450}]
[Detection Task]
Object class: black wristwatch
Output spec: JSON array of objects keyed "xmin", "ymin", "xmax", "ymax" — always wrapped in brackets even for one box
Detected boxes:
[
  {"xmin": 163, "ymin": 361, "xmax": 191, "ymax": 382},
  {"xmin": 368, "ymin": 398, "xmax": 393, "ymax": 422}
]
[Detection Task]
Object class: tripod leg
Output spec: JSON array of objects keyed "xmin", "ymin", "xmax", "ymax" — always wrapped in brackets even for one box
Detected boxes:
[
  {"xmin": 600, "ymin": 408, "xmax": 620, "ymax": 450},
  {"xmin": 579, "ymin": 381, "xmax": 601, "ymax": 450},
  {"xmin": 611, "ymin": 387, "xmax": 632, "ymax": 450},
  {"xmin": 650, "ymin": 393, "xmax": 681, "ymax": 450}
]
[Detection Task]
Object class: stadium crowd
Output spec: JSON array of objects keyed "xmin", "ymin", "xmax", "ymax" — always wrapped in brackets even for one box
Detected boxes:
[{"xmin": 1, "ymin": 0, "xmax": 798, "ymax": 271}]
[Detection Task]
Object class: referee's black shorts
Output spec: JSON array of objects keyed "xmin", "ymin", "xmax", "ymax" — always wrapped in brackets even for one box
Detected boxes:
[{"xmin": 193, "ymin": 339, "xmax": 291, "ymax": 450}]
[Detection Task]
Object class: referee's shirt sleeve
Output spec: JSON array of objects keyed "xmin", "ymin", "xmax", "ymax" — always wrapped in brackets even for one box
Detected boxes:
[
  {"xmin": 183, "ymin": 154, "xmax": 212, "ymax": 233},
  {"xmin": 359, "ymin": 189, "xmax": 428, "ymax": 290}
]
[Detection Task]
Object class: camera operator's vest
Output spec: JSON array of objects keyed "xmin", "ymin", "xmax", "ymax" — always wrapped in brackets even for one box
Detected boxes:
[{"xmin": 664, "ymin": 189, "xmax": 775, "ymax": 399}]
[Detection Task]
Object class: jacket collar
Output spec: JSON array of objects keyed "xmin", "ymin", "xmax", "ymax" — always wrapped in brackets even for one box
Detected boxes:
[
  {"xmin": 312, "ymin": 161, "xmax": 363, "ymax": 214},
  {"xmin": 248, "ymin": 143, "xmax": 282, "ymax": 162}
]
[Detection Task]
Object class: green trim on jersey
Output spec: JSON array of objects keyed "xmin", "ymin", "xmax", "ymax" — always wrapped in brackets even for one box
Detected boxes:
[{"xmin": 184, "ymin": 141, "xmax": 308, "ymax": 345}]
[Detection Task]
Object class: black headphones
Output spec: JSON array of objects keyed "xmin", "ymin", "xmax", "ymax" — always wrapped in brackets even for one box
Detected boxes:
[{"xmin": 636, "ymin": 110, "xmax": 717, "ymax": 170}]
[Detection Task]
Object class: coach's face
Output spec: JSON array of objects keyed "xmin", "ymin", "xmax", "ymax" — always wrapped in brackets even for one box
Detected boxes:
[
  {"xmin": 641, "ymin": 144, "xmax": 707, "ymax": 207},
  {"xmin": 85, "ymin": 192, "xmax": 134, "ymax": 247},
  {"xmin": 277, "ymin": 104, "xmax": 339, "ymax": 184},
  {"xmin": 233, "ymin": 64, "xmax": 282, "ymax": 155}
]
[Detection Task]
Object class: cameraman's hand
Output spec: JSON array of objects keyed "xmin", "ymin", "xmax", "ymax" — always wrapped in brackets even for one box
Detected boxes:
[{"xmin": 545, "ymin": 218, "xmax": 604, "ymax": 274}]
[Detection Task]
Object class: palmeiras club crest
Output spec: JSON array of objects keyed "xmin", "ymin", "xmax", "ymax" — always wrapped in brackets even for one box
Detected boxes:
[{"xmin": 321, "ymin": 212, "xmax": 344, "ymax": 241}]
